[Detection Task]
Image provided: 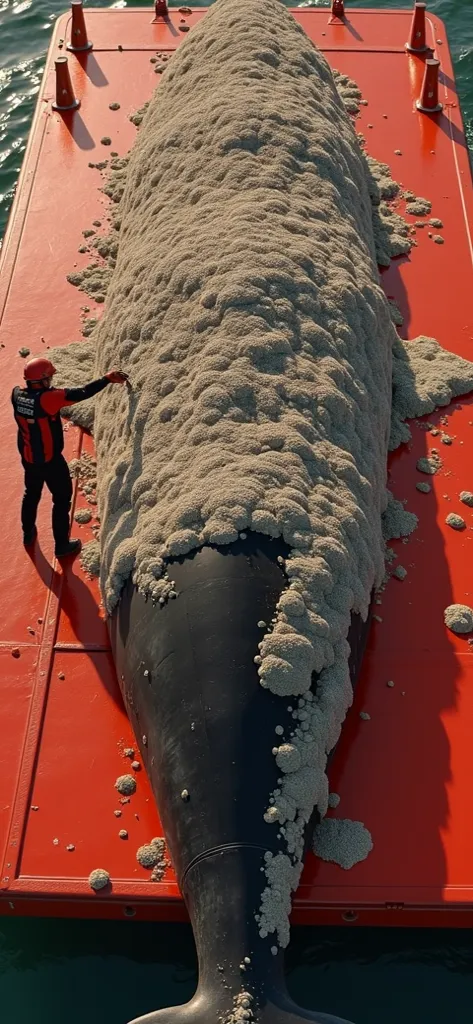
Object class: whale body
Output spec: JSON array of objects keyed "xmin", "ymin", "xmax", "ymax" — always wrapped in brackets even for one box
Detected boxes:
[{"xmin": 80, "ymin": 0, "xmax": 401, "ymax": 1018}]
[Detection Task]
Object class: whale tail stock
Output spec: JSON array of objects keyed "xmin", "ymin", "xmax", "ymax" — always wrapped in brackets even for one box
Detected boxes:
[
  {"xmin": 128, "ymin": 842, "xmax": 356, "ymax": 1024},
  {"xmin": 110, "ymin": 535, "xmax": 368, "ymax": 1024}
]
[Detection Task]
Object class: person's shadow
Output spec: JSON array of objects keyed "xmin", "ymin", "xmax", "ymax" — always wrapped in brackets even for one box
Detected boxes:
[{"xmin": 25, "ymin": 541, "xmax": 122, "ymax": 706}]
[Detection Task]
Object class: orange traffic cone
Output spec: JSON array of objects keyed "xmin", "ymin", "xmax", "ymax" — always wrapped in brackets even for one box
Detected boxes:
[
  {"xmin": 52, "ymin": 56, "xmax": 80, "ymax": 112},
  {"xmin": 405, "ymin": 3, "xmax": 429, "ymax": 54},
  {"xmin": 416, "ymin": 58, "xmax": 443, "ymax": 113},
  {"xmin": 67, "ymin": 1, "xmax": 92, "ymax": 53},
  {"xmin": 154, "ymin": 0, "xmax": 168, "ymax": 16},
  {"xmin": 331, "ymin": 0, "xmax": 345, "ymax": 16}
]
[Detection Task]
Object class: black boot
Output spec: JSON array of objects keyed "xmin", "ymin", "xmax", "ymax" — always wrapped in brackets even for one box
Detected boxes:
[{"xmin": 55, "ymin": 538, "xmax": 82, "ymax": 559}]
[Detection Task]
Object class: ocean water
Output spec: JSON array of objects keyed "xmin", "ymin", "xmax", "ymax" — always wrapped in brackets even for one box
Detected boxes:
[
  {"xmin": 3, "ymin": 917, "xmax": 473, "ymax": 1024},
  {"xmin": 1, "ymin": 2, "xmax": 473, "ymax": 1022}
]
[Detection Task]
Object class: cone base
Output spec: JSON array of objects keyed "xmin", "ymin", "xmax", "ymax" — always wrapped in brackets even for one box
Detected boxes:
[
  {"xmin": 416, "ymin": 99, "xmax": 443, "ymax": 113},
  {"xmin": 405, "ymin": 43, "xmax": 431, "ymax": 53},
  {"xmin": 67, "ymin": 41, "xmax": 93, "ymax": 52},
  {"xmin": 52, "ymin": 98, "xmax": 80, "ymax": 111}
]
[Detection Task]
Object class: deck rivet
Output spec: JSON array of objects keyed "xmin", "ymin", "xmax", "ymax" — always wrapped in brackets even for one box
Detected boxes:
[{"xmin": 67, "ymin": 1, "xmax": 92, "ymax": 53}]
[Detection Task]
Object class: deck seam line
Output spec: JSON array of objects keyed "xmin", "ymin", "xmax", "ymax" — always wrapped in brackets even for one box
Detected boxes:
[
  {"xmin": 80, "ymin": 46, "xmax": 411, "ymax": 53},
  {"xmin": 0, "ymin": 114, "xmax": 49, "ymax": 327},
  {"xmin": 1, "ymin": 585, "xmax": 59, "ymax": 887},
  {"xmin": 447, "ymin": 114, "xmax": 473, "ymax": 272}
]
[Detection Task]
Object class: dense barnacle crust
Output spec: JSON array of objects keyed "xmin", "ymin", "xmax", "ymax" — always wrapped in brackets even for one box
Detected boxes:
[
  {"xmin": 88, "ymin": 0, "xmax": 395, "ymax": 623},
  {"xmin": 390, "ymin": 336, "xmax": 473, "ymax": 450},
  {"xmin": 313, "ymin": 817, "xmax": 373, "ymax": 869},
  {"xmin": 444, "ymin": 604, "xmax": 473, "ymax": 634},
  {"xmin": 136, "ymin": 837, "xmax": 166, "ymax": 869},
  {"xmin": 115, "ymin": 774, "xmax": 136, "ymax": 796},
  {"xmin": 88, "ymin": 868, "xmax": 110, "ymax": 890}
]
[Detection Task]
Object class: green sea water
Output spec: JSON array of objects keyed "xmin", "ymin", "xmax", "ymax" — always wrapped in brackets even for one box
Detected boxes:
[{"xmin": 1, "ymin": 2, "xmax": 473, "ymax": 1022}]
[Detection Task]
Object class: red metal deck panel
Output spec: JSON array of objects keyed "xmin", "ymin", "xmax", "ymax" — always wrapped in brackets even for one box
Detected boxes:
[
  {"xmin": 1, "ymin": 7, "xmax": 473, "ymax": 925},
  {"xmin": 19, "ymin": 650, "xmax": 180, "ymax": 902}
]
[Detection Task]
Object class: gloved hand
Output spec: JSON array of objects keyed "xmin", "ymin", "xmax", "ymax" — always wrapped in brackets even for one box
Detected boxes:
[{"xmin": 105, "ymin": 369, "xmax": 129, "ymax": 384}]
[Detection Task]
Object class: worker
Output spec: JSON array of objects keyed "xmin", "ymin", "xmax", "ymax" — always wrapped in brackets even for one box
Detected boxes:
[{"xmin": 12, "ymin": 356, "xmax": 128, "ymax": 558}]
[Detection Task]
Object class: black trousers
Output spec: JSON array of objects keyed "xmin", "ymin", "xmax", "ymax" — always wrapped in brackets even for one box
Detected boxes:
[{"xmin": 21, "ymin": 454, "xmax": 72, "ymax": 549}]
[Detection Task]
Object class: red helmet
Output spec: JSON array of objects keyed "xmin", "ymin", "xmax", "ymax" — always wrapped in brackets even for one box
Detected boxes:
[{"xmin": 23, "ymin": 357, "xmax": 57, "ymax": 382}]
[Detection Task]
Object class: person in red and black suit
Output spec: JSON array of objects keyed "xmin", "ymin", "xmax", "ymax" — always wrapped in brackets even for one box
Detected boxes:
[{"xmin": 12, "ymin": 356, "xmax": 128, "ymax": 558}]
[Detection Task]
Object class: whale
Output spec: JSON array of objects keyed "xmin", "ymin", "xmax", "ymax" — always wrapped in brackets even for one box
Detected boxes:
[
  {"xmin": 109, "ymin": 533, "xmax": 370, "ymax": 1024},
  {"xmin": 69, "ymin": 0, "xmax": 401, "ymax": 1019}
]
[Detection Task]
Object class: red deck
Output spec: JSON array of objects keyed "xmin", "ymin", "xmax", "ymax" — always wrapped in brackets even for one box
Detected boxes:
[{"xmin": 1, "ymin": 5, "xmax": 473, "ymax": 926}]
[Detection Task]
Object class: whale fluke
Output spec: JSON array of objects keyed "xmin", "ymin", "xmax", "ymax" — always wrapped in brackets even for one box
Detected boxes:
[{"xmin": 127, "ymin": 998, "xmax": 354, "ymax": 1024}]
